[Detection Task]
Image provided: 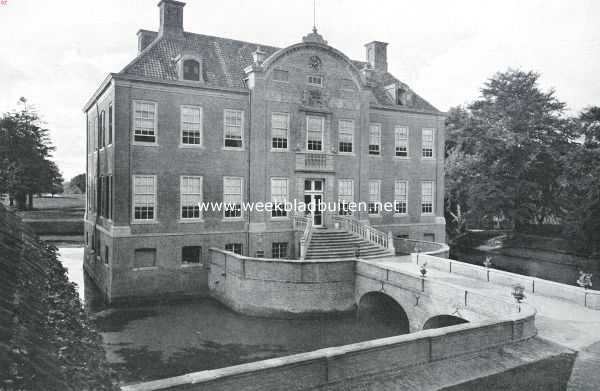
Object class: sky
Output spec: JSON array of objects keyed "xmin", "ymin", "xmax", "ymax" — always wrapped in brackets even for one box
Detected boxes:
[{"xmin": 0, "ymin": 0, "xmax": 599, "ymax": 179}]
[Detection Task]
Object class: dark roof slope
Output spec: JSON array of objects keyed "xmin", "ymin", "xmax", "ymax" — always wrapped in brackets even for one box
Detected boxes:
[{"xmin": 121, "ymin": 31, "xmax": 440, "ymax": 113}]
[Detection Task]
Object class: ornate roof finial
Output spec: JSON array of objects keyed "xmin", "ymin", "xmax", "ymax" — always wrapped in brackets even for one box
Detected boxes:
[
  {"xmin": 303, "ymin": 1, "xmax": 327, "ymax": 45},
  {"xmin": 252, "ymin": 45, "xmax": 266, "ymax": 64}
]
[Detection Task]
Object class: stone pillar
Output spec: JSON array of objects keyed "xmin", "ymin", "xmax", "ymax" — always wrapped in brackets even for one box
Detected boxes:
[{"xmin": 244, "ymin": 62, "xmax": 268, "ymax": 257}]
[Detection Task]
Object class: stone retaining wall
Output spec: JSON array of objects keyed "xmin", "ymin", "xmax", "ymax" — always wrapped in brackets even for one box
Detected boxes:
[
  {"xmin": 122, "ymin": 316, "xmax": 535, "ymax": 391},
  {"xmin": 208, "ymin": 248, "xmax": 356, "ymax": 317}
]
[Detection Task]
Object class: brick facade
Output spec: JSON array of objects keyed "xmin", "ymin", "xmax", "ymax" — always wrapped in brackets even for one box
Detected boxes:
[{"xmin": 82, "ymin": 0, "xmax": 446, "ymax": 302}]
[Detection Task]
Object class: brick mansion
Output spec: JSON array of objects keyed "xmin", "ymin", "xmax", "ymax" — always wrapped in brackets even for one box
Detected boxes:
[{"xmin": 83, "ymin": 0, "xmax": 446, "ymax": 301}]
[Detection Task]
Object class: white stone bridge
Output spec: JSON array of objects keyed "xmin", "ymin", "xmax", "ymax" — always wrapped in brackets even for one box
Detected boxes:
[{"xmin": 122, "ymin": 238, "xmax": 600, "ymax": 391}]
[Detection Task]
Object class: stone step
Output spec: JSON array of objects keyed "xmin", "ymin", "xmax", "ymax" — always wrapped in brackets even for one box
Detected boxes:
[
  {"xmin": 309, "ymin": 233, "xmax": 361, "ymax": 239},
  {"xmin": 308, "ymin": 239, "xmax": 368, "ymax": 245},
  {"xmin": 306, "ymin": 228, "xmax": 390, "ymax": 260},
  {"xmin": 308, "ymin": 243, "xmax": 381, "ymax": 250},
  {"xmin": 305, "ymin": 252, "xmax": 390, "ymax": 260},
  {"xmin": 310, "ymin": 234, "xmax": 356, "ymax": 239},
  {"xmin": 307, "ymin": 247, "xmax": 386, "ymax": 253},
  {"xmin": 306, "ymin": 248, "xmax": 387, "ymax": 256}
]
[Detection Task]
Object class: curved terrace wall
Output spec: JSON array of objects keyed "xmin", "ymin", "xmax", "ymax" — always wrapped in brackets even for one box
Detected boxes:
[
  {"xmin": 208, "ymin": 248, "xmax": 356, "ymax": 317},
  {"xmin": 394, "ymin": 237, "xmax": 450, "ymax": 258}
]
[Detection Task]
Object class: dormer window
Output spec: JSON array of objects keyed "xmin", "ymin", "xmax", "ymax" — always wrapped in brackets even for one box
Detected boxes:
[
  {"xmin": 385, "ymin": 83, "xmax": 412, "ymax": 106},
  {"xmin": 183, "ymin": 59, "xmax": 200, "ymax": 81},
  {"xmin": 396, "ymin": 88, "xmax": 406, "ymax": 105},
  {"xmin": 176, "ymin": 53, "xmax": 203, "ymax": 82}
]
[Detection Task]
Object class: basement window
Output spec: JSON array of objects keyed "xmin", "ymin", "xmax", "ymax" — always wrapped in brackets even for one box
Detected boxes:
[
  {"xmin": 182, "ymin": 246, "xmax": 202, "ymax": 264},
  {"xmin": 225, "ymin": 243, "xmax": 243, "ymax": 255},
  {"xmin": 134, "ymin": 248, "xmax": 156, "ymax": 268},
  {"xmin": 272, "ymin": 243, "xmax": 288, "ymax": 259}
]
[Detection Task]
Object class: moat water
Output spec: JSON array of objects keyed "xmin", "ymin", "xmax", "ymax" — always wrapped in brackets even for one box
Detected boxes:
[
  {"xmin": 58, "ymin": 247, "xmax": 405, "ymax": 385},
  {"xmin": 451, "ymin": 247, "xmax": 600, "ymax": 288}
]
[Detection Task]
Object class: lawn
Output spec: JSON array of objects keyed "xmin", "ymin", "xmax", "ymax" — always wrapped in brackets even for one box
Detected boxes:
[
  {"xmin": 1, "ymin": 194, "xmax": 85, "ymax": 237},
  {"xmin": 2, "ymin": 194, "xmax": 85, "ymax": 220}
]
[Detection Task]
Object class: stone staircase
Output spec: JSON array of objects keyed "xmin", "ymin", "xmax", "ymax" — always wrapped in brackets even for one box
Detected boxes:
[{"xmin": 305, "ymin": 228, "xmax": 393, "ymax": 260}]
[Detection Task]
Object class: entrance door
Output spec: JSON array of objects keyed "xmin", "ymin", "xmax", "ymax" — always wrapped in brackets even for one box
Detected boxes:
[{"xmin": 304, "ymin": 179, "xmax": 323, "ymax": 227}]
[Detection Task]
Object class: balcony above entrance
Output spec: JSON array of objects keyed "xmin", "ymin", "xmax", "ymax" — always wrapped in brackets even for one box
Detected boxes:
[{"xmin": 296, "ymin": 152, "xmax": 335, "ymax": 172}]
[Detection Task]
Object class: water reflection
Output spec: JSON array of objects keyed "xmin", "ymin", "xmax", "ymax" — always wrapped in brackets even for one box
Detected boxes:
[{"xmin": 58, "ymin": 247, "xmax": 406, "ymax": 385}]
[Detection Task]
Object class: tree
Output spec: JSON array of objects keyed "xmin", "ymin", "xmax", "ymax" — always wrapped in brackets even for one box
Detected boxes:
[
  {"xmin": 70, "ymin": 173, "xmax": 86, "ymax": 194},
  {"xmin": 44, "ymin": 160, "xmax": 64, "ymax": 197},
  {"xmin": 0, "ymin": 98, "xmax": 57, "ymax": 209},
  {"xmin": 445, "ymin": 70, "xmax": 573, "ymax": 234},
  {"xmin": 560, "ymin": 107, "xmax": 600, "ymax": 255}
]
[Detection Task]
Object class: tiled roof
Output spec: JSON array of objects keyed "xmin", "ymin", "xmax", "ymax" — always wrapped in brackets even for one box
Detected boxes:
[{"xmin": 121, "ymin": 31, "xmax": 440, "ymax": 113}]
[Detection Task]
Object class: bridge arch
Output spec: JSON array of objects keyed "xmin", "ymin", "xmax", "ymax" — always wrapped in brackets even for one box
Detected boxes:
[
  {"xmin": 357, "ymin": 291, "xmax": 410, "ymax": 334},
  {"xmin": 422, "ymin": 315, "xmax": 469, "ymax": 330}
]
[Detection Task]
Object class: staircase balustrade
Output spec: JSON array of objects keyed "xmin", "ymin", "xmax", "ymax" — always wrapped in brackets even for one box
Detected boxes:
[
  {"xmin": 332, "ymin": 215, "xmax": 394, "ymax": 253},
  {"xmin": 293, "ymin": 212, "xmax": 314, "ymax": 260}
]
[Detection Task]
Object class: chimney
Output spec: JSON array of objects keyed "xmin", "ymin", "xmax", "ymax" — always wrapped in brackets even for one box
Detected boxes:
[
  {"xmin": 365, "ymin": 41, "xmax": 388, "ymax": 72},
  {"xmin": 158, "ymin": 0, "xmax": 185, "ymax": 38},
  {"xmin": 137, "ymin": 30, "xmax": 156, "ymax": 53}
]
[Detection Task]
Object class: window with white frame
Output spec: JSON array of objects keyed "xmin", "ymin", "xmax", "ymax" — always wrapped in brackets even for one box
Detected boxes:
[
  {"xmin": 133, "ymin": 101, "xmax": 157, "ymax": 143},
  {"xmin": 223, "ymin": 177, "xmax": 243, "ymax": 218},
  {"xmin": 306, "ymin": 116, "xmax": 323, "ymax": 151},
  {"xmin": 307, "ymin": 75, "xmax": 323, "ymax": 87},
  {"xmin": 338, "ymin": 179, "xmax": 353, "ymax": 215},
  {"xmin": 272, "ymin": 242, "xmax": 288, "ymax": 259},
  {"xmin": 369, "ymin": 124, "xmax": 381, "ymax": 155},
  {"xmin": 368, "ymin": 180, "xmax": 381, "ymax": 214},
  {"xmin": 271, "ymin": 178, "xmax": 288, "ymax": 218},
  {"xmin": 180, "ymin": 176, "xmax": 202, "ymax": 219},
  {"xmin": 133, "ymin": 175, "xmax": 156, "ymax": 221},
  {"xmin": 224, "ymin": 109, "xmax": 243, "ymax": 148},
  {"xmin": 395, "ymin": 126, "xmax": 409, "ymax": 157},
  {"xmin": 394, "ymin": 181, "xmax": 408, "ymax": 214},
  {"xmin": 421, "ymin": 181, "xmax": 434, "ymax": 214},
  {"xmin": 338, "ymin": 120, "xmax": 354, "ymax": 153},
  {"xmin": 422, "ymin": 128, "xmax": 435, "ymax": 158},
  {"xmin": 181, "ymin": 106, "xmax": 202, "ymax": 145},
  {"xmin": 271, "ymin": 113, "xmax": 289, "ymax": 150}
]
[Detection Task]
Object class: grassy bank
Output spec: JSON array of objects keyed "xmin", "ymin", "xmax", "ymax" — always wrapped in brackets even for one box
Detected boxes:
[
  {"xmin": 0, "ymin": 204, "xmax": 115, "ymax": 390},
  {"xmin": 2, "ymin": 194, "xmax": 85, "ymax": 237}
]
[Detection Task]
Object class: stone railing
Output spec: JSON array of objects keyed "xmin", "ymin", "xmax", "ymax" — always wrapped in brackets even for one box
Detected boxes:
[
  {"xmin": 333, "ymin": 215, "xmax": 394, "ymax": 252},
  {"xmin": 414, "ymin": 253, "xmax": 600, "ymax": 310},
  {"xmin": 293, "ymin": 212, "xmax": 314, "ymax": 260},
  {"xmin": 295, "ymin": 152, "xmax": 335, "ymax": 172}
]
